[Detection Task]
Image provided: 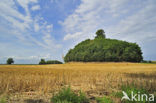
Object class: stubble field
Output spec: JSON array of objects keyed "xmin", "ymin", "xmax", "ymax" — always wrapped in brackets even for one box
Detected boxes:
[{"xmin": 0, "ymin": 62, "xmax": 156, "ymax": 103}]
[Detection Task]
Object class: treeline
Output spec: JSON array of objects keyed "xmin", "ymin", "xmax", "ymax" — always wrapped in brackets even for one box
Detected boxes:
[
  {"xmin": 64, "ymin": 29, "xmax": 143, "ymax": 62},
  {"xmin": 39, "ymin": 59, "xmax": 63, "ymax": 65},
  {"xmin": 0, "ymin": 58, "xmax": 63, "ymax": 65}
]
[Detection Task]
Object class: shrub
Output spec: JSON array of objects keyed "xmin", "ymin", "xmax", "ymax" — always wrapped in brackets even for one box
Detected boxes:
[
  {"xmin": 51, "ymin": 87, "xmax": 89, "ymax": 103},
  {"xmin": 39, "ymin": 59, "xmax": 63, "ymax": 65},
  {"xmin": 46, "ymin": 60, "xmax": 63, "ymax": 64}
]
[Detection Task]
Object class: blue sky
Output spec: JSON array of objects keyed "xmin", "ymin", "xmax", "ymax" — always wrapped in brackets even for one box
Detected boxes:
[{"xmin": 0, "ymin": 0, "xmax": 156, "ymax": 64}]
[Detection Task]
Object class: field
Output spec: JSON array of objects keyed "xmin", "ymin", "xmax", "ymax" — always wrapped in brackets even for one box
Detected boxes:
[{"xmin": 0, "ymin": 63, "xmax": 156, "ymax": 103}]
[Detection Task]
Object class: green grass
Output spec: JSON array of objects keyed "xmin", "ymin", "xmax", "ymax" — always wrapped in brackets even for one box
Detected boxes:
[
  {"xmin": 112, "ymin": 85, "xmax": 155, "ymax": 103},
  {"xmin": 0, "ymin": 97, "xmax": 7, "ymax": 103},
  {"xmin": 96, "ymin": 96, "xmax": 113, "ymax": 103},
  {"xmin": 51, "ymin": 87, "xmax": 89, "ymax": 103}
]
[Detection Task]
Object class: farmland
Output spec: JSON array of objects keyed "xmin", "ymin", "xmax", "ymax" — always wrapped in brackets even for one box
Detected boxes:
[{"xmin": 0, "ymin": 63, "xmax": 156, "ymax": 103}]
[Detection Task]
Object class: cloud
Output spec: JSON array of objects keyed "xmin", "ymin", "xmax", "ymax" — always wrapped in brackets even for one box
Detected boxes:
[
  {"xmin": 46, "ymin": 24, "xmax": 53, "ymax": 32},
  {"xmin": 62, "ymin": 0, "xmax": 156, "ymax": 44},
  {"xmin": 60, "ymin": 0, "xmax": 156, "ymax": 61},
  {"xmin": 16, "ymin": 0, "xmax": 38, "ymax": 14},
  {"xmin": 64, "ymin": 32, "xmax": 82, "ymax": 40},
  {"xmin": 5, "ymin": 53, "xmax": 52, "ymax": 60},
  {"xmin": 34, "ymin": 23, "xmax": 40, "ymax": 32},
  {"xmin": 106, "ymin": 0, "xmax": 156, "ymax": 43},
  {"xmin": 31, "ymin": 5, "xmax": 40, "ymax": 11},
  {"xmin": 1, "ymin": 0, "xmax": 156, "ymax": 63},
  {"xmin": 0, "ymin": 0, "xmax": 61, "ymax": 50}
]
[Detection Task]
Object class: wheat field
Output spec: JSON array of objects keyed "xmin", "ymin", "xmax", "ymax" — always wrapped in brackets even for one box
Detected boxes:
[{"xmin": 0, "ymin": 62, "xmax": 156, "ymax": 103}]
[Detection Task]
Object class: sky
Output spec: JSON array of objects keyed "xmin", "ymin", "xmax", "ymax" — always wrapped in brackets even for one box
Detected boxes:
[{"xmin": 0, "ymin": 0, "xmax": 156, "ymax": 64}]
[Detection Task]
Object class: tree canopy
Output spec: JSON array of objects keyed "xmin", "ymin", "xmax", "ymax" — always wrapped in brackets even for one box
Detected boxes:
[
  {"xmin": 39, "ymin": 59, "xmax": 46, "ymax": 65},
  {"xmin": 64, "ymin": 29, "xmax": 143, "ymax": 62},
  {"xmin": 95, "ymin": 29, "xmax": 106, "ymax": 38},
  {"xmin": 7, "ymin": 58, "xmax": 14, "ymax": 64},
  {"xmin": 39, "ymin": 59, "xmax": 63, "ymax": 64}
]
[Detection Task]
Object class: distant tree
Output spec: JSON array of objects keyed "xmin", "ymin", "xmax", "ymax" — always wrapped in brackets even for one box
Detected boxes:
[
  {"xmin": 46, "ymin": 60, "xmax": 63, "ymax": 64},
  {"xmin": 39, "ymin": 59, "xmax": 46, "ymax": 65},
  {"xmin": 95, "ymin": 29, "xmax": 106, "ymax": 38},
  {"xmin": 7, "ymin": 58, "xmax": 14, "ymax": 64}
]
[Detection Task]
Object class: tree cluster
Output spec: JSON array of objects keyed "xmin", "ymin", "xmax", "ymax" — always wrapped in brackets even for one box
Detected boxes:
[
  {"xmin": 39, "ymin": 59, "xmax": 63, "ymax": 65},
  {"xmin": 64, "ymin": 29, "xmax": 143, "ymax": 62}
]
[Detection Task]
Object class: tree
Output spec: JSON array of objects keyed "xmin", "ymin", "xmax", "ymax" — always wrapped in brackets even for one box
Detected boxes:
[
  {"xmin": 39, "ymin": 59, "xmax": 46, "ymax": 65},
  {"xmin": 95, "ymin": 29, "xmax": 106, "ymax": 38},
  {"xmin": 46, "ymin": 60, "xmax": 63, "ymax": 64},
  {"xmin": 64, "ymin": 29, "xmax": 143, "ymax": 63},
  {"xmin": 7, "ymin": 58, "xmax": 14, "ymax": 64}
]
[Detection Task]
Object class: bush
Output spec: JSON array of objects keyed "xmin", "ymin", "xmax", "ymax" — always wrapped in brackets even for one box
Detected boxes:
[
  {"xmin": 46, "ymin": 60, "xmax": 63, "ymax": 64},
  {"xmin": 39, "ymin": 59, "xmax": 63, "ymax": 65},
  {"xmin": 51, "ymin": 87, "xmax": 89, "ymax": 103}
]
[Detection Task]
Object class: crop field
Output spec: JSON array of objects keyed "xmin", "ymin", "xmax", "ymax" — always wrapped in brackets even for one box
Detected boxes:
[{"xmin": 0, "ymin": 63, "xmax": 156, "ymax": 103}]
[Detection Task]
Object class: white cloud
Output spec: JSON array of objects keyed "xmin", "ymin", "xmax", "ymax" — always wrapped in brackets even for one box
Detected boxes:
[
  {"xmin": 62, "ymin": 0, "xmax": 156, "ymax": 44},
  {"xmin": 8, "ymin": 54, "xmax": 52, "ymax": 60},
  {"xmin": 16, "ymin": 0, "xmax": 38, "ymax": 14},
  {"xmin": 31, "ymin": 5, "xmax": 40, "ymax": 11},
  {"xmin": 46, "ymin": 24, "xmax": 53, "ymax": 33},
  {"xmin": 0, "ymin": 0, "xmax": 61, "ymax": 51},
  {"xmin": 107, "ymin": 0, "xmax": 156, "ymax": 43},
  {"xmin": 64, "ymin": 32, "xmax": 82, "ymax": 40},
  {"xmin": 34, "ymin": 23, "xmax": 40, "ymax": 32}
]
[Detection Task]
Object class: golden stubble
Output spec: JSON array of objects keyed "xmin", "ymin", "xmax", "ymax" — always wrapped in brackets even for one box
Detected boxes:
[{"xmin": 0, "ymin": 63, "xmax": 156, "ymax": 98}]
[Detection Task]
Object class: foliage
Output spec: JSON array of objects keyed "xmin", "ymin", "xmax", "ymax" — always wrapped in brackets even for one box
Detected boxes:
[
  {"xmin": 96, "ymin": 96, "xmax": 113, "ymax": 103},
  {"xmin": 95, "ymin": 29, "xmax": 106, "ymax": 39},
  {"xmin": 64, "ymin": 32, "xmax": 143, "ymax": 62},
  {"xmin": 39, "ymin": 59, "xmax": 63, "ymax": 65},
  {"xmin": 51, "ymin": 87, "xmax": 89, "ymax": 103},
  {"xmin": 39, "ymin": 59, "xmax": 46, "ymax": 65},
  {"xmin": 114, "ymin": 85, "xmax": 153, "ymax": 103},
  {"xmin": 55, "ymin": 100, "xmax": 72, "ymax": 103},
  {"xmin": 141, "ymin": 60, "xmax": 152, "ymax": 63},
  {"xmin": 6, "ymin": 58, "xmax": 14, "ymax": 64},
  {"xmin": 46, "ymin": 60, "xmax": 63, "ymax": 64}
]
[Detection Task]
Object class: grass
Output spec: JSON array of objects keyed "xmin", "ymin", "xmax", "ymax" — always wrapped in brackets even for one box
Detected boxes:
[
  {"xmin": 0, "ymin": 62, "xmax": 156, "ymax": 102},
  {"xmin": 51, "ymin": 87, "xmax": 89, "ymax": 103},
  {"xmin": 114, "ymin": 85, "xmax": 147, "ymax": 103},
  {"xmin": 0, "ymin": 97, "xmax": 7, "ymax": 103},
  {"xmin": 96, "ymin": 96, "xmax": 113, "ymax": 103},
  {"xmin": 113, "ymin": 85, "xmax": 156, "ymax": 103}
]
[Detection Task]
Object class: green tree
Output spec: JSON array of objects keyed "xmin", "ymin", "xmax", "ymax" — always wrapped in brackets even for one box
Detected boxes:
[
  {"xmin": 46, "ymin": 60, "xmax": 63, "ymax": 64},
  {"xmin": 39, "ymin": 59, "xmax": 46, "ymax": 65},
  {"xmin": 95, "ymin": 29, "xmax": 106, "ymax": 38},
  {"xmin": 64, "ymin": 29, "xmax": 143, "ymax": 63},
  {"xmin": 7, "ymin": 58, "xmax": 14, "ymax": 64}
]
